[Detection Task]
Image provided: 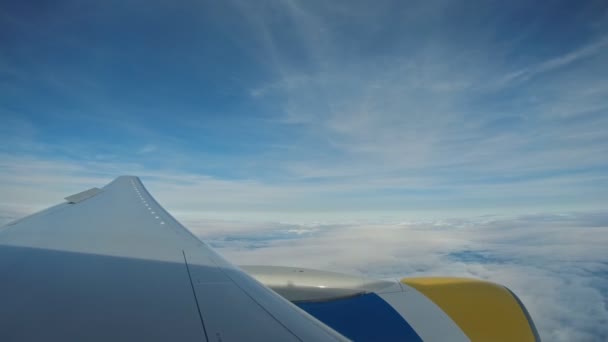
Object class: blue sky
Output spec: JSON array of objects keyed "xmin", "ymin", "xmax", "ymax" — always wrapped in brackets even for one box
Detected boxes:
[{"xmin": 2, "ymin": 0, "xmax": 608, "ymax": 219}]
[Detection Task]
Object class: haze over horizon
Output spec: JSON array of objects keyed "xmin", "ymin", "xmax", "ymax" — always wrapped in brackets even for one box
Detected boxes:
[{"xmin": 1, "ymin": 1, "xmax": 607, "ymax": 341}]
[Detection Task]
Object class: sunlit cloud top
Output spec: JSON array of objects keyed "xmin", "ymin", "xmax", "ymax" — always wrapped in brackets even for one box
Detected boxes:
[{"xmin": 1, "ymin": 0, "xmax": 607, "ymax": 220}]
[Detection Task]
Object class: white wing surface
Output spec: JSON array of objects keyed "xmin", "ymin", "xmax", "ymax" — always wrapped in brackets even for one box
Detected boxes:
[{"xmin": 0, "ymin": 176, "xmax": 345, "ymax": 342}]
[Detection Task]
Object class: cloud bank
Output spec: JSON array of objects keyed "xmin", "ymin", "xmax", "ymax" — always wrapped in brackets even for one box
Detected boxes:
[{"xmin": 187, "ymin": 212, "xmax": 608, "ymax": 342}]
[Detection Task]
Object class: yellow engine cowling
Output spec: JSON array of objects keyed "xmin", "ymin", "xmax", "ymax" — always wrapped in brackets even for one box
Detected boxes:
[{"xmin": 401, "ymin": 277, "xmax": 540, "ymax": 342}]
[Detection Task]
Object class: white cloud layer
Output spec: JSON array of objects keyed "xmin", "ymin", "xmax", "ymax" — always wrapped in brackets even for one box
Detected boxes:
[{"xmin": 188, "ymin": 212, "xmax": 608, "ymax": 342}]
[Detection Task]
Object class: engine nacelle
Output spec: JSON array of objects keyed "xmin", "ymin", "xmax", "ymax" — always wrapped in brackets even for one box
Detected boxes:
[{"xmin": 242, "ymin": 265, "xmax": 540, "ymax": 341}]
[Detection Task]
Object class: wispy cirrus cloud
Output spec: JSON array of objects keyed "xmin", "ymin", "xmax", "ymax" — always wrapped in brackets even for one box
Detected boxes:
[
  {"xmin": 1, "ymin": 0, "xmax": 607, "ymax": 216},
  {"xmin": 241, "ymin": 2, "xmax": 608, "ymax": 192},
  {"xmin": 499, "ymin": 35, "xmax": 608, "ymax": 86}
]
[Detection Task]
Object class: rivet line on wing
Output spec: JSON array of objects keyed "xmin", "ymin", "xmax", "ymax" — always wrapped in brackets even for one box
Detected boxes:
[{"xmin": 132, "ymin": 180, "xmax": 167, "ymax": 227}]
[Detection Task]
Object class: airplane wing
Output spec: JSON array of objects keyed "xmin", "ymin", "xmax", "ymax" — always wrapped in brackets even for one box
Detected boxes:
[
  {"xmin": 0, "ymin": 176, "xmax": 540, "ymax": 341},
  {"xmin": 0, "ymin": 176, "xmax": 345, "ymax": 341}
]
